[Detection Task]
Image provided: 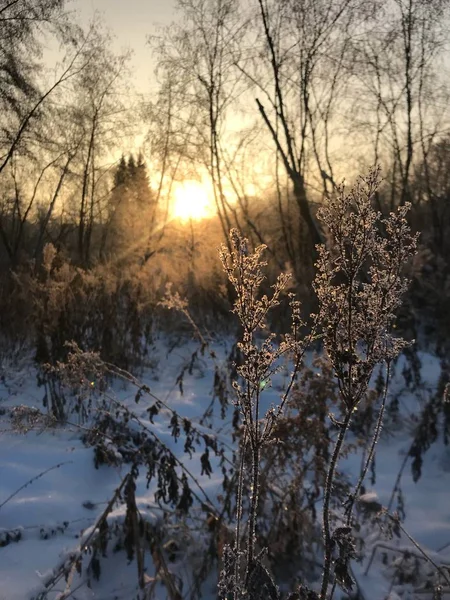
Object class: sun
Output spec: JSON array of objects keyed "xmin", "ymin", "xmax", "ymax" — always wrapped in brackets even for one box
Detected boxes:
[{"xmin": 172, "ymin": 180, "xmax": 215, "ymax": 221}]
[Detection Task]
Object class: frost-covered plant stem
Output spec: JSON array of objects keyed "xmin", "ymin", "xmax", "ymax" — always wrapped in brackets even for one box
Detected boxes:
[
  {"xmin": 246, "ymin": 443, "xmax": 260, "ymax": 576},
  {"xmin": 320, "ymin": 410, "xmax": 353, "ymax": 599},
  {"xmin": 345, "ymin": 362, "xmax": 391, "ymax": 526},
  {"xmin": 218, "ymin": 229, "xmax": 309, "ymax": 599},
  {"xmin": 234, "ymin": 431, "xmax": 247, "ymax": 593},
  {"xmin": 218, "ymin": 168, "xmax": 416, "ymax": 599},
  {"xmin": 35, "ymin": 471, "xmax": 131, "ymax": 599},
  {"xmin": 0, "ymin": 460, "xmax": 71, "ymax": 511},
  {"xmin": 315, "ymin": 168, "xmax": 417, "ymax": 599}
]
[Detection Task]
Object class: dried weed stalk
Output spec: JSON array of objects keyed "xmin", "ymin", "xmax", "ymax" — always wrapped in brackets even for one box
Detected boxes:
[
  {"xmin": 217, "ymin": 229, "xmax": 312, "ymax": 599},
  {"xmin": 316, "ymin": 168, "xmax": 417, "ymax": 599},
  {"xmin": 218, "ymin": 168, "xmax": 418, "ymax": 600}
]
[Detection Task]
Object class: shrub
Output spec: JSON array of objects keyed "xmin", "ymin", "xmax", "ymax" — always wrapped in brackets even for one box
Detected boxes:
[{"xmin": 13, "ymin": 245, "xmax": 156, "ymax": 371}]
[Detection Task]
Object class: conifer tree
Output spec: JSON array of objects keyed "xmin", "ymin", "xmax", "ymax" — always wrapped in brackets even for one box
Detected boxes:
[
  {"xmin": 105, "ymin": 152, "xmax": 155, "ymax": 262},
  {"xmin": 114, "ymin": 155, "xmax": 128, "ymax": 188}
]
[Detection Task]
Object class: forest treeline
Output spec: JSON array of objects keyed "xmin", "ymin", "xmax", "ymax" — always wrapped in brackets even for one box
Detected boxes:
[{"xmin": 1, "ymin": 0, "xmax": 450, "ymax": 367}]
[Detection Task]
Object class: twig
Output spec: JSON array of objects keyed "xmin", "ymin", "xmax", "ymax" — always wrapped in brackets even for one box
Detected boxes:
[
  {"xmin": 345, "ymin": 362, "xmax": 390, "ymax": 525},
  {"xmin": 36, "ymin": 471, "xmax": 131, "ymax": 599},
  {"xmin": 103, "ymin": 362, "xmax": 236, "ymax": 457},
  {"xmin": 320, "ymin": 410, "xmax": 353, "ymax": 600},
  {"xmin": 387, "ymin": 513, "xmax": 450, "ymax": 587},
  {"xmin": 0, "ymin": 461, "xmax": 72, "ymax": 510}
]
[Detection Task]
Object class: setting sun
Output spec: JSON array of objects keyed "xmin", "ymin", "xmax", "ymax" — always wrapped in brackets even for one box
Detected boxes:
[{"xmin": 172, "ymin": 180, "xmax": 215, "ymax": 221}]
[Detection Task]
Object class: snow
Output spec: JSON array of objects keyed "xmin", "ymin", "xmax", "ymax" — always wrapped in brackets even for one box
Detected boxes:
[{"xmin": 1, "ymin": 339, "xmax": 450, "ymax": 599}]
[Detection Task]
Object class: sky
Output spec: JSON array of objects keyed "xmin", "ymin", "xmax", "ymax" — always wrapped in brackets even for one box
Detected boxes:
[{"xmin": 75, "ymin": 0, "xmax": 178, "ymax": 91}]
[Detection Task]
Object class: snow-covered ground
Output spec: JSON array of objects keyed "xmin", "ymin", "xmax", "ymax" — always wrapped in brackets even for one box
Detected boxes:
[{"xmin": 1, "ymin": 339, "xmax": 449, "ymax": 599}]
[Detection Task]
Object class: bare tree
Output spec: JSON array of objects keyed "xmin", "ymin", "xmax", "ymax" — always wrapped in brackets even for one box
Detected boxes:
[
  {"xmin": 149, "ymin": 0, "xmax": 247, "ymax": 248},
  {"xmin": 0, "ymin": 145, "xmax": 80, "ymax": 264},
  {"xmin": 62, "ymin": 28, "xmax": 135, "ymax": 265},
  {"xmin": 349, "ymin": 0, "xmax": 450, "ymax": 208},
  {"xmin": 221, "ymin": 0, "xmax": 370, "ymax": 287},
  {"xmin": 0, "ymin": 0, "xmax": 83, "ymax": 175},
  {"xmin": 0, "ymin": 17, "xmax": 137, "ymax": 266}
]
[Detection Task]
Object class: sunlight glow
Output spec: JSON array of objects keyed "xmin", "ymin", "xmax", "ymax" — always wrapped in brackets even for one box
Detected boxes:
[{"xmin": 172, "ymin": 180, "xmax": 215, "ymax": 221}]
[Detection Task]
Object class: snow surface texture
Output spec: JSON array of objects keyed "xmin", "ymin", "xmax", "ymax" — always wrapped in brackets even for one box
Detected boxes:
[{"xmin": 0, "ymin": 340, "xmax": 449, "ymax": 599}]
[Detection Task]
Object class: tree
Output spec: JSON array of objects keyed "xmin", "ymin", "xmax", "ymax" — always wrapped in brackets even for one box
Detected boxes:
[
  {"xmin": 0, "ymin": 17, "xmax": 138, "ymax": 267},
  {"xmin": 149, "ymin": 0, "xmax": 246, "ymax": 249},
  {"xmin": 413, "ymin": 134, "xmax": 450, "ymax": 256},
  {"xmin": 103, "ymin": 152, "xmax": 156, "ymax": 263},
  {"xmin": 0, "ymin": 7, "xmax": 96, "ymax": 264},
  {"xmin": 0, "ymin": 0, "xmax": 81, "ymax": 174},
  {"xmin": 62, "ymin": 26, "xmax": 136, "ymax": 265},
  {"xmin": 348, "ymin": 0, "xmax": 450, "ymax": 209},
  {"xmin": 242, "ymin": 0, "xmax": 376, "ymax": 270},
  {"xmin": 0, "ymin": 144, "xmax": 80, "ymax": 265}
]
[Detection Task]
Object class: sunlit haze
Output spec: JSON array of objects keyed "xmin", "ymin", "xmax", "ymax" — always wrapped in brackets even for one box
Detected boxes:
[{"xmin": 172, "ymin": 180, "xmax": 216, "ymax": 221}]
